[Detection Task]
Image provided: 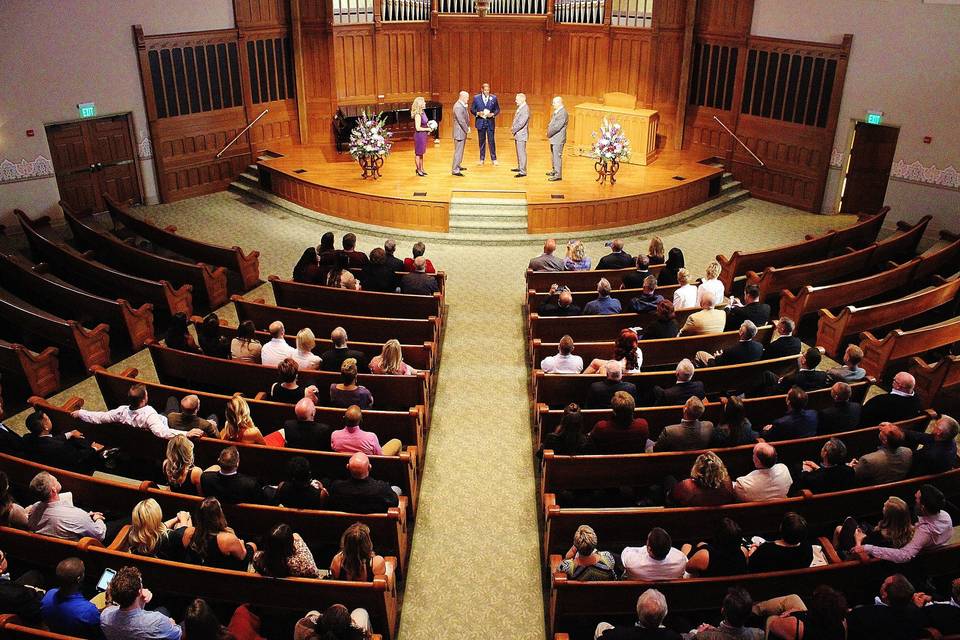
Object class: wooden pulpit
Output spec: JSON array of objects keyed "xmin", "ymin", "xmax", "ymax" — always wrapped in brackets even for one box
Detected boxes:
[{"xmin": 571, "ymin": 92, "xmax": 659, "ymax": 165}]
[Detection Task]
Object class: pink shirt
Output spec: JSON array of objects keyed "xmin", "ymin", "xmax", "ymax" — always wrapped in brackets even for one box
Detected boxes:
[{"xmin": 331, "ymin": 425, "xmax": 382, "ymax": 455}]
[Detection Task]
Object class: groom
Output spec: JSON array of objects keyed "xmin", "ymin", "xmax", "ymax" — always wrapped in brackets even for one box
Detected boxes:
[{"xmin": 470, "ymin": 82, "xmax": 501, "ymax": 166}]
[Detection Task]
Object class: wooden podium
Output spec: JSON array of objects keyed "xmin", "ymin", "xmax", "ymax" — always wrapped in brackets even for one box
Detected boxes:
[{"xmin": 571, "ymin": 92, "xmax": 659, "ymax": 165}]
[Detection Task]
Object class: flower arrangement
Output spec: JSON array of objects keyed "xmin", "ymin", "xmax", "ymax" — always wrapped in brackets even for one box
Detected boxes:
[
  {"xmin": 591, "ymin": 118, "xmax": 631, "ymax": 162},
  {"xmin": 348, "ymin": 110, "xmax": 393, "ymax": 160}
]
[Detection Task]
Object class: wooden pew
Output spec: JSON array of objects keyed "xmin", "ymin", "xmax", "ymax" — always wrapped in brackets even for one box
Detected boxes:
[
  {"xmin": 804, "ymin": 206, "xmax": 889, "ymax": 249},
  {"xmin": 0, "ymin": 615, "xmax": 86, "ymax": 639},
  {"xmin": 14, "ymin": 210, "xmax": 193, "ymax": 318},
  {"xmin": 817, "ymin": 276, "xmax": 960, "ymax": 358},
  {"xmin": 104, "ymin": 194, "xmax": 261, "ymax": 290},
  {"xmin": 234, "ymin": 295, "xmax": 439, "ymax": 346},
  {"xmin": 529, "ymin": 307, "xmax": 699, "ymax": 344},
  {"xmin": 526, "ymin": 264, "xmax": 665, "ymax": 293},
  {"xmin": 533, "ymin": 354, "xmax": 801, "ymax": 407},
  {"xmin": 0, "ymin": 339, "xmax": 60, "ymax": 398},
  {"xmin": 530, "ymin": 325, "xmax": 774, "ymax": 369},
  {"xmin": 0, "ymin": 253, "xmax": 155, "ymax": 350},
  {"xmin": 910, "ymin": 230, "xmax": 960, "ymax": 283},
  {"xmin": 347, "ymin": 267, "xmax": 447, "ymax": 297},
  {"xmin": 270, "ymin": 275, "xmax": 444, "ymax": 320},
  {"xmin": 61, "ymin": 202, "xmax": 229, "ymax": 309},
  {"xmin": 526, "ymin": 283, "xmax": 682, "ymax": 315},
  {"xmin": 860, "ymin": 314, "xmax": 960, "ymax": 380},
  {"xmin": 0, "ymin": 288, "xmax": 110, "ymax": 371},
  {"xmin": 911, "ymin": 355, "xmax": 960, "ymax": 410}
]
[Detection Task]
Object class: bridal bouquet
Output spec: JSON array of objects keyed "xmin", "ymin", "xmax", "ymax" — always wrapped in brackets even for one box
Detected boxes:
[
  {"xmin": 348, "ymin": 110, "xmax": 393, "ymax": 160},
  {"xmin": 591, "ymin": 118, "xmax": 631, "ymax": 162}
]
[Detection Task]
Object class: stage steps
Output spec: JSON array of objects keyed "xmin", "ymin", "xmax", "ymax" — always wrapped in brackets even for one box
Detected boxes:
[{"xmin": 447, "ymin": 197, "xmax": 529, "ymax": 235}]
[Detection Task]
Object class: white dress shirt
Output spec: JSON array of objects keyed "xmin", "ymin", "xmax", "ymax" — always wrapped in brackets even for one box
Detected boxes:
[
  {"xmin": 733, "ymin": 463, "xmax": 793, "ymax": 502},
  {"xmin": 697, "ymin": 278, "xmax": 725, "ymax": 307},
  {"xmin": 260, "ymin": 338, "xmax": 296, "ymax": 367},
  {"xmin": 26, "ymin": 492, "xmax": 105, "ymax": 542},
  {"xmin": 76, "ymin": 404, "xmax": 178, "ymax": 440},
  {"xmin": 292, "ymin": 348, "xmax": 322, "ymax": 371},
  {"xmin": 541, "ymin": 353, "xmax": 584, "ymax": 374},
  {"xmin": 673, "ymin": 284, "xmax": 698, "ymax": 310},
  {"xmin": 621, "ymin": 546, "xmax": 687, "ymax": 581}
]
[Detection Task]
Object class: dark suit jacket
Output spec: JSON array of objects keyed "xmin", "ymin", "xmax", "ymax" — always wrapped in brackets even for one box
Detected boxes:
[
  {"xmin": 860, "ymin": 392, "xmax": 922, "ymax": 428},
  {"xmin": 283, "ymin": 419, "xmax": 331, "ymax": 451},
  {"xmin": 763, "ymin": 409, "xmax": 818, "ymax": 442},
  {"xmin": 0, "ymin": 423, "xmax": 24, "ymax": 454},
  {"xmin": 714, "ymin": 340, "xmax": 764, "ymax": 367},
  {"xmin": 622, "ymin": 269, "xmax": 651, "ymax": 290},
  {"xmin": 22, "ymin": 434, "xmax": 100, "ymax": 474},
  {"xmin": 905, "ymin": 431, "xmax": 958, "ymax": 476},
  {"xmin": 598, "ymin": 625, "xmax": 682, "ymax": 640},
  {"xmin": 341, "ymin": 249, "xmax": 369, "ymax": 267},
  {"xmin": 642, "ymin": 319, "xmax": 680, "ymax": 340},
  {"xmin": 724, "ymin": 302, "xmax": 771, "ymax": 331},
  {"xmin": 657, "ymin": 380, "xmax": 706, "ymax": 406},
  {"xmin": 586, "ymin": 380, "xmax": 638, "ymax": 409},
  {"xmin": 923, "ymin": 602, "xmax": 960, "ymax": 635},
  {"xmin": 538, "ymin": 301, "xmax": 583, "ymax": 317},
  {"xmin": 200, "ymin": 471, "xmax": 266, "ymax": 504},
  {"xmin": 848, "ymin": 604, "xmax": 927, "ymax": 640},
  {"xmin": 818, "ymin": 401, "xmax": 862, "ymax": 435},
  {"xmin": 779, "ymin": 369, "xmax": 830, "ymax": 392},
  {"xmin": 0, "ymin": 579, "xmax": 43, "ymax": 623},
  {"xmin": 321, "ymin": 347, "xmax": 369, "ymax": 374},
  {"xmin": 470, "ymin": 93, "xmax": 501, "ymax": 128},
  {"xmin": 763, "ymin": 335, "xmax": 802, "ymax": 360},
  {"xmin": 653, "ymin": 419, "xmax": 714, "ymax": 452},
  {"xmin": 384, "ymin": 254, "xmax": 405, "ymax": 273},
  {"xmin": 400, "ymin": 272, "xmax": 440, "ymax": 296},
  {"xmin": 596, "ymin": 252, "xmax": 634, "ymax": 270},
  {"xmin": 359, "ymin": 263, "xmax": 398, "ymax": 293},
  {"xmin": 326, "ymin": 476, "xmax": 399, "ymax": 514},
  {"xmin": 789, "ymin": 464, "xmax": 856, "ymax": 495}
]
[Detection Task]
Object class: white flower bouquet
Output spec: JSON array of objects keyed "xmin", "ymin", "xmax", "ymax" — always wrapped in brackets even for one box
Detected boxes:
[
  {"xmin": 348, "ymin": 110, "xmax": 393, "ymax": 160},
  {"xmin": 590, "ymin": 118, "xmax": 631, "ymax": 162}
]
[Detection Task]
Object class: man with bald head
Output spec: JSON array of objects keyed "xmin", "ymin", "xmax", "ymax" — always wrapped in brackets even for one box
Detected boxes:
[
  {"xmin": 320, "ymin": 326, "xmax": 367, "ymax": 374},
  {"xmin": 451, "ymin": 90, "xmax": 470, "ymax": 176},
  {"xmin": 282, "ymin": 397, "xmax": 331, "ymax": 451},
  {"xmin": 165, "ymin": 394, "xmax": 218, "ymax": 438},
  {"xmin": 546, "ymin": 96, "xmax": 568, "ymax": 181},
  {"xmin": 849, "ymin": 422, "xmax": 912, "ymax": 485},
  {"xmin": 261, "ymin": 320, "xmax": 296, "ymax": 366},
  {"xmin": 326, "ymin": 451, "xmax": 401, "ymax": 513},
  {"xmin": 539, "ymin": 285, "xmax": 582, "ymax": 316},
  {"xmin": 732, "ymin": 442, "xmax": 792, "ymax": 501},
  {"xmin": 860, "ymin": 371, "xmax": 923, "ymax": 427},
  {"xmin": 678, "ymin": 291, "xmax": 726, "ymax": 336},
  {"xmin": 40, "ymin": 557, "xmax": 101, "ymax": 637},
  {"xmin": 331, "ymin": 405, "xmax": 402, "ymax": 456},
  {"xmin": 529, "ymin": 239, "xmax": 566, "ymax": 272},
  {"xmin": 400, "ymin": 256, "xmax": 440, "ymax": 295},
  {"xmin": 511, "ymin": 92, "xmax": 530, "ymax": 176}
]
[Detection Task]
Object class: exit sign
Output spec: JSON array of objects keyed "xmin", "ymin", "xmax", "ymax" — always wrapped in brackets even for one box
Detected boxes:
[
  {"xmin": 78, "ymin": 102, "xmax": 96, "ymax": 118},
  {"xmin": 866, "ymin": 110, "xmax": 883, "ymax": 125}
]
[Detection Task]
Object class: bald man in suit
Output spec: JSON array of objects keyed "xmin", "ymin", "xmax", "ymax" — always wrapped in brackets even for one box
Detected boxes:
[
  {"xmin": 511, "ymin": 93, "xmax": 530, "ymax": 177},
  {"xmin": 546, "ymin": 96, "xmax": 568, "ymax": 181},
  {"xmin": 452, "ymin": 91, "xmax": 469, "ymax": 176}
]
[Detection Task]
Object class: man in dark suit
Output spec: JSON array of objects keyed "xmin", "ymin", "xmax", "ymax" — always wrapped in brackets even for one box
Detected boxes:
[
  {"xmin": 595, "ymin": 588, "xmax": 682, "ymax": 640},
  {"xmin": 22, "ymin": 410, "xmax": 103, "ymax": 475},
  {"xmin": 763, "ymin": 317, "xmax": 802, "ymax": 360},
  {"xmin": 595, "ymin": 239, "xmax": 634, "ymax": 270},
  {"xmin": 470, "ymin": 82, "xmax": 501, "ymax": 165},
  {"xmin": 905, "ymin": 414, "xmax": 958, "ymax": 476},
  {"xmin": 0, "ymin": 551, "xmax": 44, "ymax": 626},
  {"xmin": 359, "ymin": 247, "xmax": 399, "ymax": 293},
  {"xmin": 400, "ymin": 257, "xmax": 440, "ymax": 296},
  {"xmin": 321, "ymin": 327, "xmax": 368, "ymax": 374},
  {"xmin": 326, "ymin": 452, "xmax": 400, "ymax": 514},
  {"xmin": 762, "ymin": 386, "xmax": 818, "ymax": 442},
  {"xmin": 340, "ymin": 233, "xmax": 368, "ymax": 267},
  {"xmin": 653, "ymin": 396, "xmax": 714, "ymax": 452},
  {"xmin": 586, "ymin": 361, "xmax": 639, "ymax": 409},
  {"xmin": 283, "ymin": 398, "xmax": 331, "ymax": 452},
  {"xmin": 695, "ymin": 320, "xmax": 764, "ymax": 368},
  {"xmin": 776, "ymin": 347, "xmax": 830, "ymax": 392},
  {"xmin": 200, "ymin": 446, "xmax": 268, "ymax": 504},
  {"xmin": 919, "ymin": 578, "xmax": 960, "ymax": 636},
  {"xmin": 818, "ymin": 382, "xmax": 862, "ymax": 434},
  {"xmin": 538, "ymin": 288, "xmax": 583, "ymax": 317},
  {"xmin": 382, "ymin": 240, "xmax": 405, "ymax": 273},
  {"xmin": 860, "ymin": 371, "xmax": 923, "ymax": 427},
  {"xmin": 656, "ymin": 359, "xmax": 706, "ymax": 406},
  {"xmin": 724, "ymin": 284, "xmax": 771, "ymax": 331},
  {"xmin": 621, "ymin": 255, "xmax": 652, "ymax": 290},
  {"xmin": 0, "ymin": 391, "xmax": 25, "ymax": 455},
  {"xmin": 627, "ymin": 275, "xmax": 664, "ymax": 314},
  {"xmin": 847, "ymin": 574, "xmax": 927, "ymax": 640},
  {"xmin": 790, "ymin": 437, "xmax": 855, "ymax": 495}
]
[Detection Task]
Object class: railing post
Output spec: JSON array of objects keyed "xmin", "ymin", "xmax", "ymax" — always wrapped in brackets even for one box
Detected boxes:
[
  {"xmin": 374, "ymin": 0, "xmax": 383, "ymax": 27},
  {"xmin": 546, "ymin": 0, "xmax": 555, "ymax": 26},
  {"xmin": 602, "ymin": 0, "xmax": 612, "ymax": 25}
]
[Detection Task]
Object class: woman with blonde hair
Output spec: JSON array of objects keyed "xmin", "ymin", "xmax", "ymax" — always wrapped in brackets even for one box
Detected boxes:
[
  {"xmin": 564, "ymin": 240, "xmax": 592, "ymax": 271},
  {"xmin": 673, "ymin": 268, "xmax": 698, "ymax": 310},
  {"xmin": 697, "ymin": 260, "xmax": 725, "ymax": 307},
  {"xmin": 646, "ymin": 236, "xmax": 665, "ymax": 265},
  {"xmin": 330, "ymin": 522, "xmax": 386, "ymax": 581},
  {"xmin": 835, "ymin": 496, "xmax": 914, "ymax": 556},
  {"xmin": 220, "ymin": 395, "xmax": 266, "ymax": 445},
  {"xmin": 164, "ymin": 434, "xmax": 202, "ymax": 495},
  {"xmin": 127, "ymin": 498, "xmax": 191, "ymax": 560},
  {"xmin": 329, "ymin": 359, "xmax": 374, "ymax": 409},
  {"xmin": 669, "ymin": 451, "xmax": 735, "ymax": 506},
  {"xmin": 293, "ymin": 328, "xmax": 321, "ymax": 370},
  {"xmin": 557, "ymin": 524, "xmax": 617, "ymax": 580},
  {"xmin": 369, "ymin": 339, "xmax": 415, "ymax": 375},
  {"xmin": 412, "ymin": 96, "xmax": 430, "ymax": 177}
]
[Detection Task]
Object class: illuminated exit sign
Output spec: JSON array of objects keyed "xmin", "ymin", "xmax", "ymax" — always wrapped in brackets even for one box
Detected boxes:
[
  {"xmin": 865, "ymin": 110, "xmax": 883, "ymax": 125},
  {"xmin": 78, "ymin": 102, "xmax": 97, "ymax": 118}
]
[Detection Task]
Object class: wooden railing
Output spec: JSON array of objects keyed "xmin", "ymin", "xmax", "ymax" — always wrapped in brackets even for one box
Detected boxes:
[
  {"xmin": 610, "ymin": 0, "xmax": 653, "ymax": 27},
  {"xmin": 438, "ymin": 0, "xmax": 547, "ymax": 14},
  {"xmin": 383, "ymin": 0, "xmax": 432, "ymax": 20},
  {"xmin": 333, "ymin": 0, "xmax": 375, "ymax": 23},
  {"xmin": 554, "ymin": 0, "xmax": 604, "ymax": 24}
]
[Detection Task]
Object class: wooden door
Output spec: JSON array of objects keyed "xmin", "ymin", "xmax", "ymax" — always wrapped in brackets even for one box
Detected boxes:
[
  {"xmin": 45, "ymin": 121, "xmax": 99, "ymax": 214},
  {"xmin": 839, "ymin": 121, "xmax": 899, "ymax": 214},
  {"xmin": 87, "ymin": 114, "xmax": 142, "ymax": 205}
]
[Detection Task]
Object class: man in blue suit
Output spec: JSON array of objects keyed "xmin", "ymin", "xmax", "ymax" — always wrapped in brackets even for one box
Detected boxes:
[{"xmin": 470, "ymin": 82, "xmax": 501, "ymax": 165}]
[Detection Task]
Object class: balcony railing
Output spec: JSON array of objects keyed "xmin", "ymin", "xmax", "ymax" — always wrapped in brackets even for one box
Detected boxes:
[
  {"xmin": 332, "ymin": 0, "xmax": 375, "ymax": 23},
  {"xmin": 554, "ymin": 0, "xmax": 603, "ymax": 24},
  {"xmin": 383, "ymin": 0, "xmax": 432, "ymax": 21},
  {"xmin": 330, "ymin": 0, "xmax": 650, "ymax": 23},
  {"xmin": 438, "ymin": 0, "xmax": 547, "ymax": 14},
  {"xmin": 611, "ymin": 0, "xmax": 653, "ymax": 27}
]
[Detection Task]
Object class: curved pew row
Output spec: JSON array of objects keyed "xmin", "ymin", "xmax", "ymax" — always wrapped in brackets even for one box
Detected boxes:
[
  {"xmin": 912, "ymin": 355, "xmax": 960, "ymax": 410},
  {"xmin": 525, "ymin": 283, "xmax": 682, "ymax": 317},
  {"xmin": 270, "ymin": 275, "xmax": 444, "ymax": 321},
  {"xmin": 0, "ymin": 339, "xmax": 60, "ymax": 398},
  {"xmin": 528, "ymin": 307, "xmax": 700, "ymax": 345},
  {"xmin": 860, "ymin": 314, "xmax": 960, "ymax": 381},
  {"xmin": 526, "ymin": 263, "xmax": 665, "ymax": 293}
]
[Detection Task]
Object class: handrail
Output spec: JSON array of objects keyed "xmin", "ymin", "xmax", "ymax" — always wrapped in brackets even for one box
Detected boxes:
[
  {"xmin": 713, "ymin": 115, "xmax": 765, "ymax": 167},
  {"xmin": 215, "ymin": 109, "xmax": 269, "ymax": 159}
]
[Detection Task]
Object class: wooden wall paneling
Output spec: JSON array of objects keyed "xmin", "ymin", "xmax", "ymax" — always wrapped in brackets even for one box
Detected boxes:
[
  {"xmin": 695, "ymin": 0, "xmax": 754, "ymax": 38},
  {"xmin": 237, "ymin": 25, "xmax": 302, "ymax": 151},
  {"xmin": 651, "ymin": 29, "xmax": 683, "ymax": 144},
  {"xmin": 374, "ymin": 26, "xmax": 431, "ymax": 102},
  {"xmin": 301, "ymin": 24, "xmax": 335, "ymax": 142},
  {"xmin": 233, "ymin": 0, "xmax": 290, "ymax": 29},
  {"xmin": 608, "ymin": 29, "xmax": 652, "ymax": 99},
  {"xmin": 332, "ymin": 26, "xmax": 378, "ymax": 102}
]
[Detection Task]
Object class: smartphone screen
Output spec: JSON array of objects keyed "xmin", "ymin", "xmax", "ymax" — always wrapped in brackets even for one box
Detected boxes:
[{"xmin": 96, "ymin": 568, "xmax": 116, "ymax": 592}]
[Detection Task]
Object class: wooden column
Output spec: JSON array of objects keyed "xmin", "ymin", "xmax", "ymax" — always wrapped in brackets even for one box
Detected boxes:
[
  {"xmin": 291, "ymin": 0, "xmax": 310, "ymax": 143},
  {"xmin": 673, "ymin": 0, "xmax": 697, "ymax": 150}
]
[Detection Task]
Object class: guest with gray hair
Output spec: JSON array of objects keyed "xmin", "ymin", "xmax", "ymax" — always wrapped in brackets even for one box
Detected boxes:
[
  {"xmin": 628, "ymin": 275, "xmax": 664, "ymax": 313},
  {"xmin": 400, "ymin": 256, "xmax": 440, "ymax": 295},
  {"xmin": 654, "ymin": 396, "xmax": 714, "ymax": 452},
  {"xmin": 790, "ymin": 437, "xmax": 855, "ymax": 495},
  {"xmin": 595, "ymin": 588, "xmax": 681, "ymax": 639},
  {"xmin": 656, "ymin": 358, "xmax": 706, "ymax": 406},
  {"xmin": 25, "ymin": 472, "xmax": 107, "ymax": 542},
  {"xmin": 678, "ymin": 291, "xmax": 726, "ymax": 336},
  {"xmin": 695, "ymin": 320, "xmax": 763, "ymax": 367},
  {"xmin": 381, "ymin": 239, "xmax": 405, "ymax": 272},
  {"xmin": 586, "ymin": 360, "xmax": 639, "ymax": 409},
  {"xmin": 583, "ymin": 278, "xmax": 622, "ymax": 315}
]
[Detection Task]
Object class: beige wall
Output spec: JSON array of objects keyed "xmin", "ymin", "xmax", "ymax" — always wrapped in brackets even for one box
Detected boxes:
[
  {"xmin": 0, "ymin": 0, "xmax": 234, "ymax": 227},
  {"xmin": 752, "ymin": 0, "xmax": 960, "ymax": 233}
]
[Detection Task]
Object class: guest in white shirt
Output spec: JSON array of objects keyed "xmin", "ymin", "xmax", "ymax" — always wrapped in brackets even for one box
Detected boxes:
[
  {"xmin": 697, "ymin": 261, "xmax": 725, "ymax": 307},
  {"xmin": 261, "ymin": 321, "xmax": 296, "ymax": 367},
  {"xmin": 672, "ymin": 268, "xmax": 698, "ymax": 310},
  {"xmin": 855, "ymin": 484, "xmax": 953, "ymax": 563},
  {"xmin": 733, "ymin": 443, "xmax": 793, "ymax": 502},
  {"xmin": 541, "ymin": 335, "xmax": 584, "ymax": 374},
  {"xmin": 621, "ymin": 527, "xmax": 688, "ymax": 580},
  {"xmin": 292, "ymin": 327, "xmax": 322, "ymax": 370},
  {"xmin": 25, "ymin": 472, "xmax": 106, "ymax": 542},
  {"xmin": 73, "ymin": 384, "xmax": 203, "ymax": 440}
]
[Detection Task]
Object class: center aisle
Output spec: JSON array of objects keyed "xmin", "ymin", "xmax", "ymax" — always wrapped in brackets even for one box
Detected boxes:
[{"xmin": 398, "ymin": 246, "xmax": 545, "ymax": 639}]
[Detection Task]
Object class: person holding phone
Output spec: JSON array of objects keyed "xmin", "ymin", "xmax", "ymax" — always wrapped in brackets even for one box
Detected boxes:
[{"xmin": 100, "ymin": 566, "xmax": 182, "ymax": 639}]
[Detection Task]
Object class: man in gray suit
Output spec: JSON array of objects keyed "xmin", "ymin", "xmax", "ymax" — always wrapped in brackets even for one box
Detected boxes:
[
  {"xmin": 546, "ymin": 95, "xmax": 568, "ymax": 182},
  {"xmin": 653, "ymin": 396, "xmax": 715, "ymax": 452},
  {"xmin": 511, "ymin": 93, "xmax": 530, "ymax": 177},
  {"xmin": 452, "ymin": 90, "xmax": 470, "ymax": 176}
]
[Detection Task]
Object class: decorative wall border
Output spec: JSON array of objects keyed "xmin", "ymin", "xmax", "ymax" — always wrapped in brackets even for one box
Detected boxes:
[
  {"xmin": 0, "ymin": 155, "xmax": 55, "ymax": 185},
  {"xmin": 137, "ymin": 135, "xmax": 153, "ymax": 160},
  {"xmin": 829, "ymin": 147, "xmax": 960, "ymax": 192}
]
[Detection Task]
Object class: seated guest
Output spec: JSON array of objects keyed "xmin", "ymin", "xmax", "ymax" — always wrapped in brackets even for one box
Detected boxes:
[
  {"xmin": 292, "ymin": 328, "xmax": 322, "ymax": 371},
  {"xmin": 326, "ymin": 452, "xmax": 401, "ymax": 513},
  {"xmin": 99, "ymin": 566, "xmax": 183, "ymax": 640},
  {"xmin": 627, "ymin": 275, "xmax": 664, "ymax": 313},
  {"xmin": 540, "ymin": 335, "xmax": 584, "ymax": 374},
  {"xmin": 654, "ymin": 396, "xmax": 714, "ymax": 452},
  {"xmin": 274, "ymin": 456, "xmax": 326, "ymax": 510},
  {"xmin": 589, "ymin": 391, "xmax": 649, "ymax": 454},
  {"xmin": 747, "ymin": 512, "xmax": 813, "ymax": 573},
  {"xmin": 658, "ymin": 247, "xmax": 684, "ymax": 287},
  {"xmin": 849, "ymin": 422, "xmax": 912, "ymax": 485},
  {"xmin": 0, "ymin": 393, "xmax": 24, "ymax": 455},
  {"xmin": 709, "ymin": 396, "xmax": 759, "ymax": 448},
  {"xmin": 724, "ymin": 284, "xmax": 770, "ymax": 331},
  {"xmin": 253, "ymin": 523, "xmax": 320, "ymax": 578},
  {"xmin": 790, "ymin": 438, "xmax": 855, "ymax": 495},
  {"xmin": 694, "ymin": 587, "xmax": 764, "ymax": 640},
  {"xmin": 678, "ymin": 292, "xmax": 725, "ymax": 336},
  {"xmin": 622, "ymin": 255, "xmax": 652, "ymax": 290},
  {"xmin": 732, "ymin": 443, "xmax": 792, "ymax": 502},
  {"xmin": 846, "ymin": 574, "xmax": 927, "ymax": 640},
  {"xmin": 1, "ymin": 472, "xmax": 28, "ymax": 529},
  {"xmin": 647, "ymin": 236, "xmax": 666, "ymax": 266},
  {"xmin": 126, "ymin": 498, "xmax": 190, "ymax": 561},
  {"xmin": 827, "ymin": 344, "xmax": 867, "ymax": 383},
  {"xmin": 763, "ymin": 585, "xmax": 848, "ymax": 640},
  {"xmin": 400, "ymin": 256, "xmax": 440, "ymax": 295},
  {"xmin": 538, "ymin": 287, "xmax": 583, "ymax": 317},
  {"xmin": 762, "ymin": 317, "xmax": 802, "ymax": 360},
  {"xmin": 778, "ymin": 347, "xmax": 829, "ymax": 392},
  {"xmin": 182, "ymin": 599, "xmax": 232, "ymax": 640},
  {"xmin": 697, "ymin": 261, "xmax": 725, "ymax": 308},
  {"xmin": 261, "ymin": 320, "xmax": 296, "ymax": 366},
  {"xmin": 860, "ymin": 371, "xmax": 923, "ymax": 427},
  {"xmin": 330, "ymin": 359, "xmax": 374, "ymax": 409},
  {"xmin": 23, "ymin": 409, "xmax": 103, "ymax": 474},
  {"xmin": 220, "ymin": 396, "xmax": 266, "ymax": 445},
  {"xmin": 595, "ymin": 238, "xmax": 634, "ymax": 270},
  {"xmin": 817, "ymin": 382, "xmax": 862, "ymax": 434},
  {"xmin": 165, "ymin": 394, "xmax": 218, "ymax": 438},
  {"xmin": 230, "ymin": 320, "xmax": 262, "ymax": 363},
  {"xmin": 586, "ymin": 361, "xmax": 638, "ymax": 409},
  {"xmin": 656, "ymin": 359, "xmax": 706, "ymax": 406},
  {"xmin": 383, "ymin": 238, "xmax": 405, "ymax": 272},
  {"xmin": 163, "ymin": 435, "xmax": 202, "ymax": 495},
  {"xmin": 403, "ymin": 241, "xmax": 435, "ymax": 273},
  {"xmin": 325, "ymin": 252, "xmax": 353, "ymax": 289},
  {"xmin": 329, "ymin": 522, "xmax": 386, "ymax": 581},
  {"xmin": 200, "ymin": 446, "xmax": 268, "ymax": 505},
  {"xmin": 197, "ymin": 313, "xmax": 231, "ymax": 359},
  {"xmin": 293, "ymin": 246, "xmax": 321, "ymax": 283},
  {"xmin": 668, "ymin": 451, "xmax": 735, "ymax": 507},
  {"xmin": 584, "ymin": 328, "xmax": 642, "ymax": 375},
  {"xmin": 595, "ymin": 588, "xmax": 681, "ymax": 640},
  {"xmin": 0, "ymin": 548, "xmax": 44, "ymax": 624},
  {"xmin": 340, "ymin": 232, "xmax": 369, "ymax": 267},
  {"xmin": 672, "ymin": 267, "xmax": 698, "ymax": 310},
  {"xmin": 369, "ymin": 339, "xmax": 416, "ymax": 375},
  {"xmin": 270, "ymin": 357, "xmax": 305, "ymax": 404},
  {"xmin": 583, "ymin": 278, "xmax": 622, "ymax": 315},
  {"xmin": 40, "ymin": 557, "xmax": 101, "ymax": 638},
  {"xmin": 540, "ymin": 404, "xmax": 595, "ymax": 456},
  {"xmin": 317, "ymin": 231, "xmax": 336, "ymax": 266},
  {"xmin": 835, "ymin": 496, "xmax": 913, "ymax": 556},
  {"xmin": 360, "ymin": 247, "xmax": 398, "ymax": 293},
  {"xmin": 761, "ymin": 386, "xmax": 818, "ymax": 442},
  {"xmin": 622, "ymin": 527, "xmax": 688, "ymax": 580},
  {"xmin": 26, "ymin": 471, "xmax": 108, "ymax": 542},
  {"xmin": 283, "ymin": 398, "xmax": 332, "ymax": 451},
  {"xmin": 322, "ymin": 327, "xmax": 368, "ymax": 373},
  {"xmin": 906, "ymin": 414, "xmax": 959, "ymax": 476},
  {"xmin": 331, "ymin": 405, "xmax": 402, "ymax": 456},
  {"xmin": 182, "ymin": 498, "xmax": 256, "ymax": 571},
  {"xmin": 853, "ymin": 485, "xmax": 954, "ymax": 564},
  {"xmin": 295, "ymin": 604, "xmax": 372, "ymax": 640},
  {"xmin": 74, "ymin": 383, "xmax": 205, "ymax": 440},
  {"xmin": 528, "ymin": 238, "xmax": 567, "ymax": 272},
  {"xmin": 695, "ymin": 320, "xmax": 763, "ymax": 367},
  {"xmin": 557, "ymin": 524, "xmax": 618, "ymax": 581},
  {"xmin": 642, "ymin": 300, "xmax": 680, "ymax": 340},
  {"xmin": 681, "ymin": 517, "xmax": 747, "ymax": 577},
  {"xmin": 916, "ymin": 578, "xmax": 960, "ymax": 636},
  {"xmin": 163, "ymin": 311, "xmax": 200, "ymax": 353},
  {"xmin": 339, "ymin": 270, "xmax": 361, "ymax": 291},
  {"xmin": 564, "ymin": 239, "xmax": 592, "ymax": 271}
]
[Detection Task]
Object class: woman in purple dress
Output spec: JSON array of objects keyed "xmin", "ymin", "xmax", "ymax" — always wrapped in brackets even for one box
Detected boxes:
[{"xmin": 412, "ymin": 96, "xmax": 429, "ymax": 177}]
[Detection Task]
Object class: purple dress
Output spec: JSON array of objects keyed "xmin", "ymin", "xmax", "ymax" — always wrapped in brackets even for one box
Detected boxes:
[{"xmin": 414, "ymin": 113, "xmax": 428, "ymax": 156}]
